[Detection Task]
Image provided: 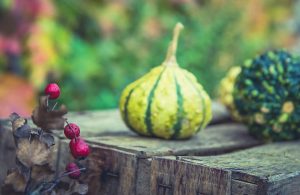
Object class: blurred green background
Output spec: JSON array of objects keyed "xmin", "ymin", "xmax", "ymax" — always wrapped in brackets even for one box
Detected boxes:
[{"xmin": 0, "ymin": 0, "xmax": 299, "ymax": 117}]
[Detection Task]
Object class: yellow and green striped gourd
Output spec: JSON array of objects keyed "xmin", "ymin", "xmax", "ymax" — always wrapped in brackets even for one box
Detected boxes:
[{"xmin": 119, "ymin": 23, "xmax": 212, "ymax": 139}]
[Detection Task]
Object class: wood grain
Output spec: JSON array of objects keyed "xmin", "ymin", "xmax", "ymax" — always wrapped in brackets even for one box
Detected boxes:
[
  {"xmin": 231, "ymin": 180, "xmax": 258, "ymax": 195},
  {"xmin": 64, "ymin": 123, "xmax": 260, "ymax": 195},
  {"xmin": 85, "ymin": 123, "xmax": 261, "ymax": 158},
  {"xmin": 58, "ymin": 140, "xmax": 138, "ymax": 195},
  {"xmin": 57, "ymin": 122, "xmax": 260, "ymax": 195},
  {"xmin": 151, "ymin": 156, "xmax": 231, "ymax": 195},
  {"xmin": 160, "ymin": 141, "xmax": 300, "ymax": 195},
  {"xmin": 0, "ymin": 102, "xmax": 261, "ymax": 195}
]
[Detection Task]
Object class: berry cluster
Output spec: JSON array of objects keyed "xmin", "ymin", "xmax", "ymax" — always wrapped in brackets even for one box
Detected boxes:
[{"xmin": 45, "ymin": 83, "xmax": 90, "ymax": 179}]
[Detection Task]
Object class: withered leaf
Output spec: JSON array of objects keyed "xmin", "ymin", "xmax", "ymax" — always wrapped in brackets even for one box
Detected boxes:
[
  {"xmin": 31, "ymin": 164, "xmax": 55, "ymax": 182},
  {"xmin": 16, "ymin": 158, "xmax": 31, "ymax": 181},
  {"xmin": 9, "ymin": 113, "xmax": 22, "ymax": 125},
  {"xmin": 10, "ymin": 113, "xmax": 31, "ymax": 139},
  {"xmin": 32, "ymin": 96, "xmax": 68, "ymax": 131},
  {"xmin": 30, "ymin": 128, "xmax": 42, "ymax": 136},
  {"xmin": 3, "ymin": 169, "xmax": 26, "ymax": 192},
  {"xmin": 41, "ymin": 133, "xmax": 55, "ymax": 147},
  {"xmin": 14, "ymin": 124, "xmax": 31, "ymax": 139},
  {"xmin": 16, "ymin": 138, "xmax": 50, "ymax": 167}
]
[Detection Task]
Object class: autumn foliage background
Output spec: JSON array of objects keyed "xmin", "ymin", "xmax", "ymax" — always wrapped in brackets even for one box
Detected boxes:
[{"xmin": 0, "ymin": 0, "xmax": 299, "ymax": 117}]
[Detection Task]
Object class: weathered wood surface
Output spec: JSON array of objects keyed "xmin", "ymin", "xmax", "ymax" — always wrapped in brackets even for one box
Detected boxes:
[
  {"xmin": 57, "ymin": 123, "xmax": 261, "ymax": 195},
  {"xmin": 85, "ymin": 123, "xmax": 261, "ymax": 157},
  {"xmin": 59, "ymin": 141, "xmax": 138, "ymax": 195},
  {"xmin": 152, "ymin": 141, "xmax": 300, "ymax": 195},
  {"xmin": 1, "ymin": 102, "xmax": 299, "ymax": 195},
  {"xmin": 0, "ymin": 102, "xmax": 258, "ymax": 195},
  {"xmin": 151, "ymin": 156, "xmax": 231, "ymax": 195},
  {"xmin": 54, "ymin": 102, "xmax": 255, "ymax": 195}
]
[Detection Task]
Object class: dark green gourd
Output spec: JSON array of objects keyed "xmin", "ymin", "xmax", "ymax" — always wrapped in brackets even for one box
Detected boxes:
[{"xmin": 233, "ymin": 50, "xmax": 300, "ymax": 141}]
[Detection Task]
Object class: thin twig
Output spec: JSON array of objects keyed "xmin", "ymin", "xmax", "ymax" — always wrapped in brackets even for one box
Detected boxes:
[
  {"xmin": 51, "ymin": 102, "xmax": 58, "ymax": 111},
  {"xmin": 41, "ymin": 168, "xmax": 86, "ymax": 193}
]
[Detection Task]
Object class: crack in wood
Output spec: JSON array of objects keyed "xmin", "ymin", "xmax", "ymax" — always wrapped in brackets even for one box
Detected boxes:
[{"xmin": 158, "ymin": 183, "xmax": 172, "ymax": 189}]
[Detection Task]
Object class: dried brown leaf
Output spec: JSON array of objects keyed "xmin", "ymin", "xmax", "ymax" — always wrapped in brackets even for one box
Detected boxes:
[
  {"xmin": 3, "ymin": 169, "xmax": 26, "ymax": 192},
  {"xmin": 41, "ymin": 133, "xmax": 55, "ymax": 147},
  {"xmin": 10, "ymin": 113, "xmax": 25, "ymax": 130},
  {"xmin": 16, "ymin": 138, "xmax": 50, "ymax": 167},
  {"xmin": 31, "ymin": 164, "xmax": 55, "ymax": 182},
  {"xmin": 10, "ymin": 113, "xmax": 32, "ymax": 139},
  {"xmin": 16, "ymin": 158, "xmax": 31, "ymax": 181},
  {"xmin": 32, "ymin": 96, "xmax": 68, "ymax": 131}
]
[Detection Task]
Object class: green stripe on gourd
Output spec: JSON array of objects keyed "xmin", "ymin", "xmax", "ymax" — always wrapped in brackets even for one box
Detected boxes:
[
  {"xmin": 171, "ymin": 74, "xmax": 184, "ymax": 139},
  {"xmin": 119, "ymin": 23, "xmax": 212, "ymax": 140},
  {"xmin": 145, "ymin": 68, "xmax": 166, "ymax": 135}
]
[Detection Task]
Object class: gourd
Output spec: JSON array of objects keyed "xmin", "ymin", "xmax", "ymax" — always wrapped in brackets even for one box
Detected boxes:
[
  {"xmin": 119, "ymin": 23, "xmax": 212, "ymax": 139},
  {"xmin": 233, "ymin": 50, "xmax": 300, "ymax": 141},
  {"xmin": 218, "ymin": 66, "xmax": 243, "ymax": 121}
]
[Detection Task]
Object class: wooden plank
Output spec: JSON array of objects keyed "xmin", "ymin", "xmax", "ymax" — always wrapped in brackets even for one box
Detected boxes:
[
  {"xmin": 58, "ymin": 141, "xmax": 137, "ymax": 195},
  {"xmin": 55, "ymin": 102, "xmax": 257, "ymax": 195},
  {"xmin": 156, "ymin": 141, "xmax": 300, "ymax": 195},
  {"xmin": 151, "ymin": 156, "xmax": 231, "ymax": 195},
  {"xmin": 135, "ymin": 158, "xmax": 152, "ymax": 195},
  {"xmin": 231, "ymin": 180, "xmax": 258, "ymax": 195},
  {"xmin": 85, "ymin": 123, "xmax": 261, "ymax": 157},
  {"xmin": 56, "ymin": 123, "xmax": 261, "ymax": 195},
  {"xmin": 0, "ymin": 102, "xmax": 249, "ymax": 195}
]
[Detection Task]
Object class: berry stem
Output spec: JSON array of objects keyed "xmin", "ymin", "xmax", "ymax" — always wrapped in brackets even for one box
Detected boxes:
[
  {"xmin": 46, "ymin": 95, "xmax": 49, "ymax": 112},
  {"xmin": 51, "ymin": 102, "xmax": 58, "ymax": 111},
  {"xmin": 45, "ymin": 95, "xmax": 58, "ymax": 111},
  {"xmin": 41, "ymin": 167, "xmax": 87, "ymax": 193},
  {"xmin": 61, "ymin": 167, "xmax": 86, "ymax": 178}
]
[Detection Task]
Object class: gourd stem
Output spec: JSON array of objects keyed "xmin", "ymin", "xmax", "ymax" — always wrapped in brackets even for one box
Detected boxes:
[{"xmin": 164, "ymin": 22, "xmax": 184, "ymax": 65}]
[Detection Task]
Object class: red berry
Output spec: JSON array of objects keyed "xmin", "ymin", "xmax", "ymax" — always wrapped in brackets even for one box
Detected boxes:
[
  {"xmin": 44, "ymin": 83, "xmax": 60, "ymax": 99},
  {"xmin": 69, "ymin": 138, "xmax": 90, "ymax": 159},
  {"xmin": 65, "ymin": 162, "xmax": 81, "ymax": 179},
  {"xmin": 64, "ymin": 123, "xmax": 80, "ymax": 139}
]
